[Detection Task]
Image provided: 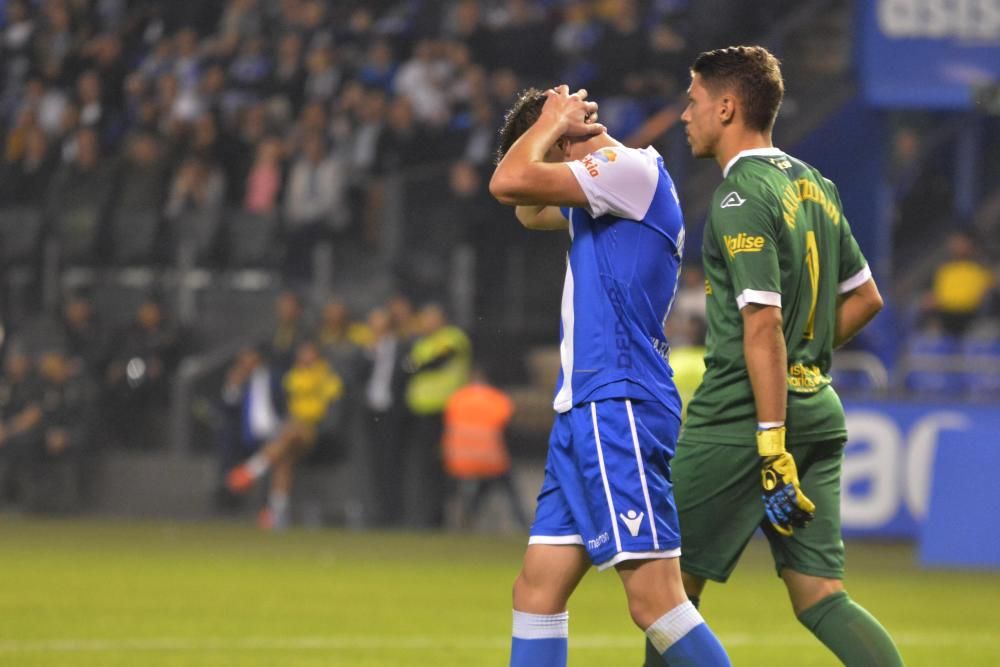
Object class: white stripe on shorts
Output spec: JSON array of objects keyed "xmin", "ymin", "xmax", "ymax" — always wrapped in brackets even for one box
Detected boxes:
[
  {"xmin": 625, "ymin": 399, "xmax": 659, "ymax": 550},
  {"xmin": 528, "ymin": 535, "xmax": 584, "ymax": 546},
  {"xmin": 596, "ymin": 548, "xmax": 682, "ymax": 572},
  {"xmin": 591, "ymin": 402, "xmax": 622, "ymax": 553}
]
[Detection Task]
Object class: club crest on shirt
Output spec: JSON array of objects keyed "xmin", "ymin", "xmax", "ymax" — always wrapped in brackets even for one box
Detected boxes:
[{"xmin": 720, "ymin": 191, "xmax": 746, "ymax": 208}]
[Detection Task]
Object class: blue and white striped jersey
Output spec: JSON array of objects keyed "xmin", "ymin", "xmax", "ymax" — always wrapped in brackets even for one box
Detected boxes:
[{"xmin": 554, "ymin": 145, "xmax": 684, "ymax": 418}]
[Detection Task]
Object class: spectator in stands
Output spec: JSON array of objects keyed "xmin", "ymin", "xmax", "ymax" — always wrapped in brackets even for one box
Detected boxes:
[
  {"xmin": 75, "ymin": 70, "xmax": 108, "ymax": 136},
  {"xmin": 59, "ymin": 291, "xmax": 106, "ymax": 380},
  {"xmin": 269, "ymin": 290, "xmax": 307, "ymax": 376},
  {"xmin": 226, "ymin": 339, "xmax": 344, "ymax": 530},
  {"xmin": 164, "ymin": 154, "xmax": 226, "ymax": 234},
  {"xmin": 304, "ymin": 43, "xmax": 341, "ymax": 103},
  {"xmin": 109, "ymin": 133, "xmax": 169, "ymax": 261},
  {"xmin": 403, "ymin": 302, "xmax": 471, "ymax": 528},
  {"xmin": 1, "ymin": 2, "xmax": 36, "ymax": 106},
  {"xmin": 362, "ymin": 306, "xmax": 409, "ymax": 526},
  {"xmin": 0, "ymin": 125, "xmax": 55, "ymax": 204},
  {"xmin": 358, "ymin": 39, "xmax": 397, "ymax": 93},
  {"xmin": 387, "ymin": 293, "xmax": 420, "ymax": 340},
  {"xmin": 44, "ymin": 127, "xmax": 116, "ymax": 262},
  {"xmin": 316, "ymin": 298, "xmax": 370, "ymax": 388},
  {"xmin": 104, "ymin": 296, "xmax": 179, "ymax": 448},
  {"xmin": 442, "ymin": 366, "xmax": 527, "ymax": 531},
  {"xmin": 394, "ymin": 39, "xmax": 451, "ymax": 126},
  {"xmin": 283, "ymin": 131, "xmax": 346, "ymax": 281},
  {"xmin": 921, "ymin": 230, "xmax": 997, "ymax": 337},
  {"xmin": 215, "ymin": 344, "xmax": 281, "ymax": 508},
  {"xmin": 25, "ymin": 347, "xmax": 97, "ymax": 511},
  {"xmin": 243, "ymin": 136, "xmax": 284, "ymax": 215},
  {"xmin": 271, "ymin": 32, "xmax": 306, "ymax": 111},
  {"xmin": 0, "ymin": 344, "xmax": 42, "ymax": 505},
  {"xmin": 222, "ymin": 103, "xmax": 268, "ymax": 204}
]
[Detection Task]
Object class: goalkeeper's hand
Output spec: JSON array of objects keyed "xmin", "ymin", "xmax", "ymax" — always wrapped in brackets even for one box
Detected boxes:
[{"xmin": 757, "ymin": 426, "xmax": 816, "ymax": 536}]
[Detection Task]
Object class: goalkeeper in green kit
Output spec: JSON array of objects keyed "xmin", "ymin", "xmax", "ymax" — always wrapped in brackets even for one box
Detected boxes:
[{"xmin": 644, "ymin": 46, "xmax": 904, "ymax": 666}]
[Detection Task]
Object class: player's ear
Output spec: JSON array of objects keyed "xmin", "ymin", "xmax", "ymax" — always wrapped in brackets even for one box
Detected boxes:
[
  {"xmin": 556, "ymin": 136, "xmax": 571, "ymax": 158},
  {"xmin": 719, "ymin": 94, "xmax": 735, "ymax": 126}
]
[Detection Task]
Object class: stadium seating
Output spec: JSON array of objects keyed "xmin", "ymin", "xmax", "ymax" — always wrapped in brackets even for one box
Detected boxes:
[
  {"xmin": 110, "ymin": 208, "xmax": 162, "ymax": 266},
  {"xmin": 222, "ymin": 209, "xmax": 281, "ymax": 269},
  {"xmin": 900, "ymin": 332, "xmax": 965, "ymax": 398},
  {"xmin": 52, "ymin": 205, "xmax": 103, "ymax": 266},
  {"xmin": 172, "ymin": 207, "xmax": 223, "ymax": 267},
  {"xmin": 0, "ymin": 206, "xmax": 44, "ymax": 268},
  {"xmin": 963, "ymin": 336, "xmax": 1000, "ymax": 400}
]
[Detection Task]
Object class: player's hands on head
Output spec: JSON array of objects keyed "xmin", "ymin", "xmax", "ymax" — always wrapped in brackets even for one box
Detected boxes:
[
  {"xmin": 760, "ymin": 452, "xmax": 816, "ymax": 536},
  {"xmin": 542, "ymin": 85, "xmax": 606, "ymax": 138}
]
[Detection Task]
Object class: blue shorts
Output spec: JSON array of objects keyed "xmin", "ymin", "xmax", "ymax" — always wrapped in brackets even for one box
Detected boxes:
[{"xmin": 529, "ymin": 398, "xmax": 682, "ymax": 570}]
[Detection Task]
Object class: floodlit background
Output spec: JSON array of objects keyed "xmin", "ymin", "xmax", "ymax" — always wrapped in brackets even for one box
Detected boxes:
[{"xmin": 0, "ymin": 0, "xmax": 998, "ymax": 665}]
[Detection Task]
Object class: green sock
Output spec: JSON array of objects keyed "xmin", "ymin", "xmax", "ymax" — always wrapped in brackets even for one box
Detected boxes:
[{"xmin": 798, "ymin": 591, "xmax": 904, "ymax": 666}]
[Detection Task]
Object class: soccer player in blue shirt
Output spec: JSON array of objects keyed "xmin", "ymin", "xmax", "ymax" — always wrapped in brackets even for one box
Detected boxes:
[{"xmin": 490, "ymin": 86, "xmax": 731, "ymax": 667}]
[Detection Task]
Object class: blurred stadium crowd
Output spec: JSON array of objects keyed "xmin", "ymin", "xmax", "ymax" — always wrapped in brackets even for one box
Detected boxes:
[{"xmin": 0, "ymin": 0, "xmax": 998, "ymax": 524}]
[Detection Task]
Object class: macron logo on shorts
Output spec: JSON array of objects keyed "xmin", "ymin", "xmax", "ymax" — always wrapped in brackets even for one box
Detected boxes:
[{"xmin": 619, "ymin": 509, "xmax": 644, "ymax": 537}]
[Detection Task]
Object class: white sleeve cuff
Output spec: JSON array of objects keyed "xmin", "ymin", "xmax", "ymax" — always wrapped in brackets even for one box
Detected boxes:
[
  {"xmin": 736, "ymin": 289, "xmax": 782, "ymax": 310},
  {"xmin": 838, "ymin": 263, "xmax": 872, "ymax": 294}
]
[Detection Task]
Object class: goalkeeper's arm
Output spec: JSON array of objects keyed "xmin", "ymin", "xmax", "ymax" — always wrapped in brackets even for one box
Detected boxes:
[
  {"xmin": 834, "ymin": 277, "xmax": 883, "ymax": 349},
  {"xmin": 741, "ymin": 304, "xmax": 787, "ymax": 425},
  {"xmin": 742, "ymin": 303, "xmax": 815, "ymax": 535}
]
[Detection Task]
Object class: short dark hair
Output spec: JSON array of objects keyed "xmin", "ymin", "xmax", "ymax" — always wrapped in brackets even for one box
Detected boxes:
[
  {"xmin": 495, "ymin": 88, "xmax": 547, "ymax": 164},
  {"xmin": 692, "ymin": 45, "xmax": 784, "ymax": 133}
]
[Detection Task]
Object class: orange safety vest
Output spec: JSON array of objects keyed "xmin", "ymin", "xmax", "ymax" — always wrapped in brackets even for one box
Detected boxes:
[{"xmin": 442, "ymin": 383, "xmax": 514, "ymax": 479}]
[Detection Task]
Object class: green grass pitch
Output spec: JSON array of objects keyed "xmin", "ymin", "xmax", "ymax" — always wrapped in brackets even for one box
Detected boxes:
[{"xmin": 1, "ymin": 516, "xmax": 997, "ymax": 666}]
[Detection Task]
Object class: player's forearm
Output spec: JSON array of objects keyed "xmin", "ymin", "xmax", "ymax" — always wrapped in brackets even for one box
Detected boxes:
[
  {"xmin": 515, "ymin": 205, "xmax": 568, "ymax": 231},
  {"xmin": 490, "ymin": 114, "xmax": 565, "ymax": 205},
  {"xmin": 742, "ymin": 305, "xmax": 787, "ymax": 425},
  {"xmin": 834, "ymin": 279, "xmax": 883, "ymax": 349}
]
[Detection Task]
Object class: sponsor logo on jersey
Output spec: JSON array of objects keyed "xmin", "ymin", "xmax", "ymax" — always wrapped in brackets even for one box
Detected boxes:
[
  {"xmin": 720, "ymin": 191, "xmax": 746, "ymax": 208},
  {"xmin": 787, "ymin": 362, "xmax": 828, "ymax": 392},
  {"xmin": 592, "ymin": 148, "xmax": 618, "ymax": 163},
  {"xmin": 604, "ymin": 277, "xmax": 632, "ymax": 369},
  {"xmin": 705, "ymin": 279, "xmax": 713, "ymax": 295},
  {"xmin": 723, "ymin": 233, "xmax": 766, "ymax": 258},
  {"xmin": 619, "ymin": 510, "xmax": 644, "ymax": 537},
  {"xmin": 587, "ymin": 532, "xmax": 610, "ymax": 550},
  {"xmin": 580, "ymin": 148, "xmax": 618, "ymax": 177},
  {"xmin": 768, "ymin": 156, "xmax": 792, "ymax": 170},
  {"xmin": 580, "ymin": 154, "xmax": 601, "ymax": 177},
  {"xmin": 650, "ymin": 337, "xmax": 670, "ymax": 362}
]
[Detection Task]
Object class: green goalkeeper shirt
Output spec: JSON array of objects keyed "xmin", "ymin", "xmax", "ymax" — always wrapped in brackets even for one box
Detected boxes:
[{"xmin": 680, "ymin": 148, "xmax": 871, "ymax": 447}]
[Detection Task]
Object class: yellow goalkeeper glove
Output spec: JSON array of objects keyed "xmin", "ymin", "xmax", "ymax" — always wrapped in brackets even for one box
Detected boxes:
[{"xmin": 757, "ymin": 426, "xmax": 816, "ymax": 536}]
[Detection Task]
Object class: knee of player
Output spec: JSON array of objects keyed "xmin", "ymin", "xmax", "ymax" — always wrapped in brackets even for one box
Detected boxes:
[
  {"xmin": 625, "ymin": 591, "xmax": 671, "ymax": 631},
  {"xmin": 784, "ymin": 573, "xmax": 844, "ymax": 617},
  {"xmin": 512, "ymin": 571, "xmax": 553, "ymax": 613}
]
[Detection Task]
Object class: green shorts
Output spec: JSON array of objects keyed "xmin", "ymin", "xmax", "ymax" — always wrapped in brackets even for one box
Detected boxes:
[{"xmin": 673, "ymin": 438, "xmax": 846, "ymax": 582}]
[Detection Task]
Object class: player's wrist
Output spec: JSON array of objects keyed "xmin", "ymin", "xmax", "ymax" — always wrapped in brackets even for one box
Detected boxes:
[{"xmin": 756, "ymin": 423, "xmax": 786, "ymax": 457}]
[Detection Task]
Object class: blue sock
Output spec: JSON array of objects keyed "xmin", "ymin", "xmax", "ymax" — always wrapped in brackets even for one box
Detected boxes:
[
  {"xmin": 646, "ymin": 602, "xmax": 730, "ymax": 666},
  {"xmin": 510, "ymin": 610, "xmax": 569, "ymax": 667}
]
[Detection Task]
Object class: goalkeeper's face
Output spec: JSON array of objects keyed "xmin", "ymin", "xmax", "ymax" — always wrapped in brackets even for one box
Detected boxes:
[{"xmin": 681, "ymin": 74, "xmax": 723, "ymax": 159}]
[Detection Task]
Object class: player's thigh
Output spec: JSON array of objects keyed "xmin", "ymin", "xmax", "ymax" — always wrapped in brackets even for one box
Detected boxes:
[
  {"xmin": 673, "ymin": 441, "xmax": 764, "ymax": 583},
  {"xmin": 766, "ymin": 439, "xmax": 846, "ymax": 580},
  {"xmin": 616, "ymin": 557, "xmax": 688, "ymax": 627},
  {"xmin": 514, "ymin": 543, "xmax": 591, "ymax": 614}
]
